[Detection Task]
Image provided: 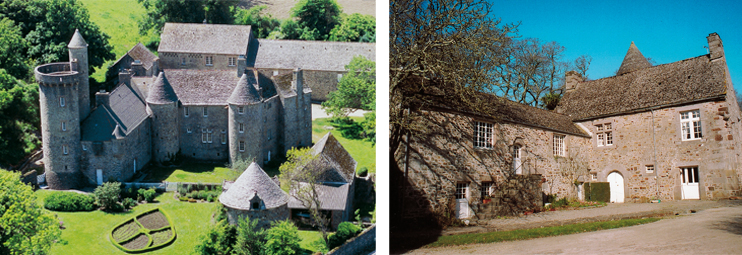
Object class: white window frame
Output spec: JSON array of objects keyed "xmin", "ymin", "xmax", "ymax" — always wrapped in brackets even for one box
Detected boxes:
[
  {"xmin": 184, "ymin": 107, "xmax": 189, "ymax": 117},
  {"xmin": 238, "ymin": 106, "xmax": 244, "ymax": 114},
  {"xmin": 553, "ymin": 134, "xmax": 565, "ymax": 157},
  {"xmin": 646, "ymin": 165, "xmax": 655, "ymax": 174},
  {"xmin": 205, "ymin": 56, "xmax": 213, "ymax": 66},
  {"xmin": 63, "ymin": 145, "xmax": 68, "ymax": 155},
  {"xmin": 228, "ymin": 57, "xmax": 236, "ymax": 66},
  {"xmin": 239, "ymin": 141, "xmax": 245, "ymax": 152},
  {"xmin": 590, "ymin": 173, "xmax": 597, "ymax": 181},
  {"xmin": 60, "ymin": 97, "xmax": 65, "ymax": 107},
  {"xmin": 513, "ymin": 144, "xmax": 522, "ymax": 175},
  {"xmin": 239, "ymin": 123, "xmax": 244, "ymax": 133},
  {"xmin": 203, "ymin": 107, "xmax": 208, "ymax": 117},
  {"xmin": 187, "ymin": 127, "xmax": 192, "ymax": 133},
  {"xmin": 221, "ymin": 133, "xmax": 227, "ymax": 144},
  {"xmin": 481, "ymin": 182, "xmax": 493, "ymax": 199},
  {"xmin": 680, "ymin": 110, "xmax": 702, "ymax": 141},
  {"xmin": 474, "ymin": 121, "xmax": 494, "ymax": 149},
  {"xmin": 455, "ymin": 183, "xmax": 468, "ymax": 199},
  {"xmin": 595, "ymin": 123, "xmax": 613, "ymax": 147},
  {"xmin": 82, "ymin": 144, "xmax": 87, "ymax": 151},
  {"xmin": 61, "ymin": 121, "xmax": 67, "ymax": 131},
  {"xmin": 207, "ymin": 129, "xmax": 213, "ymax": 143}
]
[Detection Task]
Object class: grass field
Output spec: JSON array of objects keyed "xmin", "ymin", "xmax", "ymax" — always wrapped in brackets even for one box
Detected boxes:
[
  {"xmin": 312, "ymin": 117, "xmax": 376, "ymax": 174},
  {"xmin": 144, "ymin": 163, "xmax": 240, "ymax": 183},
  {"xmin": 78, "ymin": 0, "xmax": 155, "ymax": 82}
]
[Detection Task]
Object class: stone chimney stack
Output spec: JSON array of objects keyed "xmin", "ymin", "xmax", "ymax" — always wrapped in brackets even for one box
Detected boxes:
[
  {"xmin": 292, "ymin": 68, "xmax": 303, "ymax": 92},
  {"xmin": 119, "ymin": 69, "xmax": 132, "ymax": 86},
  {"xmin": 237, "ymin": 55, "xmax": 247, "ymax": 77},
  {"xmin": 565, "ymin": 70, "xmax": 583, "ymax": 91},
  {"xmin": 95, "ymin": 90, "xmax": 110, "ymax": 107},
  {"xmin": 707, "ymin": 32, "xmax": 724, "ymax": 60}
]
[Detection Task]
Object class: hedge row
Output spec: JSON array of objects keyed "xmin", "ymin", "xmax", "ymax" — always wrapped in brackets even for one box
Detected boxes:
[{"xmin": 44, "ymin": 192, "xmax": 96, "ymax": 212}]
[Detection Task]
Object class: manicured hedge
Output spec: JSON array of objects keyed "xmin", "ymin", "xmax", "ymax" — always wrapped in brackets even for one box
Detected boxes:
[
  {"xmin": 110, "ymin": 208, "xmax": 177, "ymax": 253},
  {"xmin": 44, "ymin": 192, "xmax": 96, "ymax": 212},
  {"xmin": 586, "ymin": 182, "xmax": 610, "ymax": 202},
  {"xmin": 328, "ymin": 222, "xmax": 361, "ymax": 249}
]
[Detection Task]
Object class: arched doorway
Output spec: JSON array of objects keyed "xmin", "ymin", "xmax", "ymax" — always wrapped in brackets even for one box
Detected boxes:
[{"xmin": 607, "ymin": 171, "xmax": 624, "ymax": 203}]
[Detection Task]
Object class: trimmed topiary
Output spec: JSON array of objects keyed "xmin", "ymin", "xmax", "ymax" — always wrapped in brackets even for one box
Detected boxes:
[
  {"xmin": 110, "ymin": 208, "xmax": 176, "ymax": 253},
  {"xmin": 44, "ymin": 192, "xmax": 96, "ymax": 212}
]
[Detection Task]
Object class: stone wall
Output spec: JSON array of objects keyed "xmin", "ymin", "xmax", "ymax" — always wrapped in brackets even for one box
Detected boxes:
[
  {"xmin": 81, "ymin": 119, "xmax": 152, "ymax": 185},
  {"xmin": 180, "ymin": 105, "xmax": 229, "ymax": 162},
  {"xmin": 328, "ymin": 225, "xmax": 375, "ymax": 255},
  {"xmin": 576, "ymin": 100, "xmax": 742, "ymax": 201},
  {"xmin": 261, "ymin": 96, "xmax": 280, "ymax": 163},
  {"xmin": 159, "ymin": 52, "xmax": 241, "ymax": 71},
  {"xmin": 228, "ymin": 102, "xmax": 264, "ymax": 165},
  {"xmin": 303, "ymin": 70, "xmax": 342, "ymax": 102},
  {"xmin": 476, "ymin": 175, "xmax": 543, "ymax": 218},
  {"xmin": 150, "ymin": 102, "xmax": 180, "ymax": 162},
  {"xmin": 225, "ymin": 204, "xmax": 290, "ymax": 230}
]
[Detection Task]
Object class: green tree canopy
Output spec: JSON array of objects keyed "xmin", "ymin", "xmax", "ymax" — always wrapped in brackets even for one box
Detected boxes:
[
  {"xmin": 322, "ymin": 55, "xmax": 375, "ymax": 117},
  {"xmin": 264, "ymin": 220, "xmax": 301, "ymax": 255},
  {"xmin": 291, "ymin": 0, "xmax": 342, "ymax": 40},
  {"xmin": 0, "ymin": 18, "xmax": 30, "ymax": 79},
  {"xmin": 194, "ymin": 219, "xmax": 235, "ymax": 255},
  {"xmin": 138, "ymin": 0, "xmax": 239, "ymax": 35},
  {"xmin": 234, "ymin": 5, "xmax": 281, "ymax": 39},
  {"xmin": 232, "ymin": 216, "xmax": 266, "ymax": 255},
  {"xmin": 328, "ymin": 13, "xmax": 375, "ymax": 42},
  {"xmin": 0, "ymin": 70, "xmax": 39, "ymax": 166},
  {"xmin": 0, "ymin": 170, "xmax": 61, "ymax": 255}
]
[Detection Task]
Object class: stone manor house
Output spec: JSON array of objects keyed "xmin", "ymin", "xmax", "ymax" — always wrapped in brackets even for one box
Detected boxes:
[
  {"xmin": 393, "ymin": 33, "xmax": 742, "ymax": 220},
  {"xmin": 35, "ymin": 23, "xmax": 375, "ymax": 189}
]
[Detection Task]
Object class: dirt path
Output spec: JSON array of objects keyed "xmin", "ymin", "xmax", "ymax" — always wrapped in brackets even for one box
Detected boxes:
[{"xmin": 408, "ymin": 206, "xmax": 742, "ymax": 254}]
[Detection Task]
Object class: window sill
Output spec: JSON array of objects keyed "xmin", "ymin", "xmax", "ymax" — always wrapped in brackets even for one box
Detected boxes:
[
  {"xmin": 205, "ymin": 64, "xmax": 213, "ymax": 66},
  {"xmin": 596, "ymin": 144, "xmax": 616, "ymax": 149}
]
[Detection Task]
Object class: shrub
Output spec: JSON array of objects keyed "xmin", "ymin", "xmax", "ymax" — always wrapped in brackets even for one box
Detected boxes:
[
  {"xmin": 95, "ymin": 182, "xmax": 121, "ymax": 210},
  {"xmin": 264, "ymin": 220, "xmax": 301, "ymax": 255},
  {"xmin": 122, "ymin": 197, "xmax": 137, "ymax": 210},
  {"xmin": 552, "ymin": 197, "xmax": 569, "ymax": 208},
  {"xmin": 207, "ymin": 195, "xmax": 214, "ymax": 202},
  {"xmin": 44, "ymin": 192, "xmax": 96, "ymax": 212},
  {"xmin": 143, "ymin": 188, "xmax": 157, "ymax": 202},
  {"xmin": 177, "ymin": 183, "xmax": 188, "ymax": 196},
  {"xmin": 357, "ymin": 167, "xmax": 368, "ymax": 177},
  {"xmin": 198, "ymin": 190, "xmax": 206, "ymax": 199},
  {"xmin": 328, "ymin": 222, "xmax": 361, "ymax": 249},
  {"xmin": 178, "ymin": 196, "xmax": 188, "ymax": 202}
]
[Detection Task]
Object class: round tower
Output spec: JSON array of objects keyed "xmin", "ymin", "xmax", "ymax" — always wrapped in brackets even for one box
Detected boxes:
[
  {"xmin": 68, "ymin": 29, "xmax": 91, "ymax": 119},
  {"xmin": 147, "ymin": 72, "xmax": 180, "ymax": 163},
  {"xmin": 35, "ymin": 54, "xmax": 86, "ymax": 189},
  {"xmin": 228, "ymin": 72, "xmax": 264, "ymax": 165}
]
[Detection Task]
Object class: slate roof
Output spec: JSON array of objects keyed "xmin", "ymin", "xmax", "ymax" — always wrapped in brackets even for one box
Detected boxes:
[
  {"xmin": 558, "ymin": 54, "xmax": 728, "ymax": 120},
  {"xmin": 252, "ymin": 39, "xmax": 375, "ymax": 71},
  {"xmin": 146, "ymin": 72, "xmax": 179, "ymax": 104},
  {"xmin": 273, "ymin": 72, "xmax": 297, "ymax": 97},
  {"xmin": 68, "ymin": 29, "xmax": 87, "ymax": 48},
  {"xmin": 288, "ymin": 182, "xmax": 350, "ymax": 211},
  {"xmin": 165, "ymin": 69, "xmax": 277, "ymax": 105},
  {"xmin": 616, "ymin": 42, "xmax": 652, "ymax": 75},
  {"xmin": 306, "ymin": 132, "xmax": 357, "ymax": 183},
  {"xmin": 227, "ymin": 71, "xmax": 262, "ymax": 105},
  {"xmin": 158, "ymin": 23, "xmax": 252, "ymax": 55},
  {"xmin": 81, "ymin": 84, "xmax": 148, "ymax": 141},
  {"xmin": 219, "ymin": 162, "xmax": 289, "ymax": 210},
  {"xmin": 111, "ymin": 43, "xmax": 158, "ymax": 70}
]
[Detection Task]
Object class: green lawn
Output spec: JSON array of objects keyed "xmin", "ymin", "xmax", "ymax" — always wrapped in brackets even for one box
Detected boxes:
[
  {"xmin": 312, "ymin": 117, "xmax": 376, "ymax": 174},
  {"xmin": 78, "ymin": 0, "xmax": 156, "ymax": 82},
  {"xmin": 37, "ymin": 190, "xmax": 218, "ymax": 255},
  {"xmin": 298, "ymin": 230, "xmax": 325, "ymax": 252},
  {"xmin": 143, "ymin": 163, "xmax": 240, "ymax": 183}
]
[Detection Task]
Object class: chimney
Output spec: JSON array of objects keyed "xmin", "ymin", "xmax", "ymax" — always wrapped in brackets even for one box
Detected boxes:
[
  {"xmin": 95, "ymin": 89, "xmax": 110, "ymax": 107},
  {"xmin": 707, "ymin": 32, "xmax": 724, "ymax": 60},
  {"xmin": 292, "ymin": 68, "xmax": 303, "ymax": 92},
  {"xmin": 237, "ymin": 55, "xmax": 247, "ymax": 77},
  {"xmin": 119, "ymin": 69, "xmax": 132, "ymax": 86},
  {"xmin": 565, "ymin": 70, "xmax": 583, "ymax": 91},
  {"xmin": 131, "ymin": 60, "xmax": 145, "ymax": 77}
]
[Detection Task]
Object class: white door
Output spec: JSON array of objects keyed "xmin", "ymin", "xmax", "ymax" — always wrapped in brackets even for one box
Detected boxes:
[
  {"xmin": 577, "ymin": 183, "xmax": 584, "ymax": 201},
  {"xmin": 455, "ymin": 183, "xmax": 470, "ymax": 219},
  {"xmin": 607, "ymin": 172, "xmax": 624, "ymax": 203},
  {"xmin": 681, "ymin": 167, "xmax": 700, "ymax": 199},
  {"xmin": 513, "ymin": 145, "xmax": 522, "ymax": 175},
  {"xmin": 96, "ymin": 169, "xmax": 103, "ymax": 185}
]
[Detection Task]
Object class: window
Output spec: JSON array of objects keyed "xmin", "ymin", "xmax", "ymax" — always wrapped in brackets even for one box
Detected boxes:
[
  {"xmin": 239, "ymin": 141, "xmax": 245, "ymax": 152},
  {"xmin": 474, "ymin": 121, "xmax": 494, "ymax": 149},
  {"xmin": 203, "ymin": 107, "xmax": 208, "ymax": 117},
  {"xmin": 207, "ymin": 129, "xmax": 213, "ymax": 143},
  {"xmin": 646, "ymin": 165, "xmax": 655, "ymax": 174},
  {"xmin": 513, "ymin": 144, "xmax": 522, "ymax": 174},
  {"xmin": 681, "ymin": 166, "xmax": 699, "ymax": 184},
  {"xmin": 221, "ymin": 133, "xmax": 227, "ymax": 144},
  {"xmin": 60, "ymin": 97, "xmax": 65, "ymax": 107},
  {"xmin": 455, "ymin": 183, "xmax": 468, "ymax": 199},
  {"xmin": 590, "ymin": 173, "xmax": 597, "ymax": 181},
  {"xmin": 205, "ymin": 56, "xmax": 213, "ymax": 66},
  {"xmin": 239, "ymin": 123, "xmax": 244, "ymax": 133},
  {"xmin": 187, "ymin": 127, "xmax": 192, "ymax": 133},
  {"xmin": 337, "ymin": 73, "xmax": 343, "ymax": 82},
  {"xmin": 553, "ymin": 134, "xmax": 565, "ymax": 156},
  {"xmin": 82, "ymin": 144, "xmax": 87, "ymax": 151},
  {"xmin": 181, "ymin": 57, "xmax": 186, "ymax": 65},
  {"xmin": 238, "ymin": 106, "xmax": 244, "ymax": 114},
  {"xmin": 595, "ymin": 123, "xmax": 613, "ymax": 146},
  {"xmin": 481, "ymin": 182, "xmax": 493, "ymax": 199},
  {"xmin": 184, "ymin": 107, "xmax": 189, "ymax": 117},
  {"xmin": 63, "ymin": 145, "xmax": 68, "ymax": 155},
  {"xmin": 681, "ymin": 110, "xmax": 702, "ymax": 140},
  {"xmin": 61, "ymin": 121, "xmax": 67, "ymax": 131},
  {"xmin": 267, "ymin": 130, "xmax": 271, "ymax": 140},
  {"xmin": 228, "ymin": 57, "xmax": 236, "ymax": 66},
  {"xmin": 273, "ymin": 70, "xmax": 279, "ymax": 76},
  {"xmin": 252, "ymin": 202, "xmax": 260, "ymax": 210},
  {"xmin": 201, "ymin": 129, "xmax": 213, "ymax": 143}
]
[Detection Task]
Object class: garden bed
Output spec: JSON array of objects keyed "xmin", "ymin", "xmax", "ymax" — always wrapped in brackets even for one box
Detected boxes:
[{"xmin": 110, "ymin": 208, "xmax": 176, "ymax": 253}]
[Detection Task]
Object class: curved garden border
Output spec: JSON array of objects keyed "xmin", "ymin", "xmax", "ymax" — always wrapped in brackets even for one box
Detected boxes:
[{"xmin": 109, "ymin": 208, "xmax": 177, "ymax": 253}]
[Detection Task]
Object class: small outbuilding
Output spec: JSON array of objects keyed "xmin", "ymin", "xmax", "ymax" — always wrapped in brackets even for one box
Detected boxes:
[{"xmin": 220, "ymin": 162, "xmax": 289, "ymax": 229}]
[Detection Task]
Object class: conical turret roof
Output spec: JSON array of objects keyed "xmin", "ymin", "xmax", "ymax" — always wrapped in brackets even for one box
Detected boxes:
[
  {"xmin": 228, "ymin": 72, "xmax": 261, "ymax": 105},
  {"xmin": 68, "ymin": 29, "xmax": 88, "ymax": 48},
  {"xmin": 146, "ymin": 72, "xmax": 179, "ymax": 104},
  {"xmin": 616, "ymin": 42, "xmax": 651, "ymax": 75},
  {"xmin": 219, "ymin": 162, "xmax": 288, "ymax": 210}
]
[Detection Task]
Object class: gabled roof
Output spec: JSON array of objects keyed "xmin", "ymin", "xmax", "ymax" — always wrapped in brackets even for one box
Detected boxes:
[
  {"xmin": 158, "ymin": 23, "xmax": 252, "ymax": 55},
  {"xmin": 219, "ymin": 162, "xmax": 289, "ymax": 210},
  {"xmin": 146, "ymin": 72, "xmax": 179, "ymax": 104},
  {"xmin": 616, "ymin": 42, "xmax": 652, "ymax": 75},
  {"xmin": 288, "ymin": 182, "xmax": 350, "ymax": 211},
  {"xmin": 305, "ymin": 132, "xmax": 357, "ymax": 183},
  {"xmin": 68, "ymin": 29, "xmax": 87, "ymax": 48},
  {"xmin": 111, "ymin": 43, "xmax": 159, "ymax": 70},
  {"xmin": 227, "ymin": 71, "xmax": 262, "ymax": 105},
  {"xmin": 558, "ymin": 54, "xmax": 728, "ymax": 120},
  {"xmin": 81, "ymin": 83, "xmax": 148, "ymax": 141},
  {"xmin": 252, "ymin": 39, "xmax": 375, "ymax": 71}
]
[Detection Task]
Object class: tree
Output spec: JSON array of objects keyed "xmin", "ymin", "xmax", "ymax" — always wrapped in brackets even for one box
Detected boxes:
[
  {"xmin": 291, "ymin": 0, "xmax": 342, "ymax": 40},
  {"xmin": 93, "ymin": 181, "xmax": 121, "ymax": 210},
  {"xmin": 264, "ymin": 220, "xmax": 302, "ymax": 255},
  {"xmin": 234, "ymin": 5, "xmax": 281, "ymax": 39},
  {"xmin": 0, "ymin": 18, "xmax": 30, "ymax": 79},
  {"xmin": 138, "ymin": 0, "xmax": 239, "ymax": 35},
  {"xmin": 232, "ymin": 216, "xmax": 266, "ymax": 255},
  {"xmin": 574, "ymin": 55, "xmax": 592, "ymax": 80},
  {"xmin": 322, "ymin": 56, "xmax": 375, "ymax": 117},
  {"xmin": 278, "ymin": 148, "xmax": 329, "ymax": 248},
  {"xmin": 0, "ymin": 70, "xmax": 39, "ymax": 166},
  {"xmin": 0, "ymin": 170, "xmax": 61, "ymax": 255},
  {"xmin": 194, "ymin": 219, "xmax": 235, "ymax": 255},
  {"xmin": 328, "ymin": 13, "xmax": 375, "ymax": 42}
]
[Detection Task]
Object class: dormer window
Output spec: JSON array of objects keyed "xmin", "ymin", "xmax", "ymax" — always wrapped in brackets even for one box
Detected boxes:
[{"xmin": 252, "ymin": 202, "xmax": 260, "ymax": 209}]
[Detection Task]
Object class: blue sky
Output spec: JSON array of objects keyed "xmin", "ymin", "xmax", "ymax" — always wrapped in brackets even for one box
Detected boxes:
[{"xmin": 490, "ymin": 0, "xmax": 742, "ymax": 92}]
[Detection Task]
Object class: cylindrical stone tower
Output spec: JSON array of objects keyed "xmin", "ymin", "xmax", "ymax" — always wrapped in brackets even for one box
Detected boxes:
[
  {"xmin": 228, "ymin": 71, "xmax": 264, "ymax": 165},
  {"xmin": 147, "ymin": 72, "xmax": 180, "ymax": 163},
  {"xmin": 68, "ymin": 29, "xmax": 91, "ymax": 120}
]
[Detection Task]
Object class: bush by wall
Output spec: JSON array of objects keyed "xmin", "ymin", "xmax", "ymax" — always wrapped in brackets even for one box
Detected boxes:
[
  {"xmin": 44, "ymin": 192, "xmax": 96, "ymax": 212},
  {"xmin": 586, "ymin": 182, "xmax": 610, "ymax": 202},
  {"xmin": 328, "ymin": 222, "xmax": 361, "ymax": 250}
]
